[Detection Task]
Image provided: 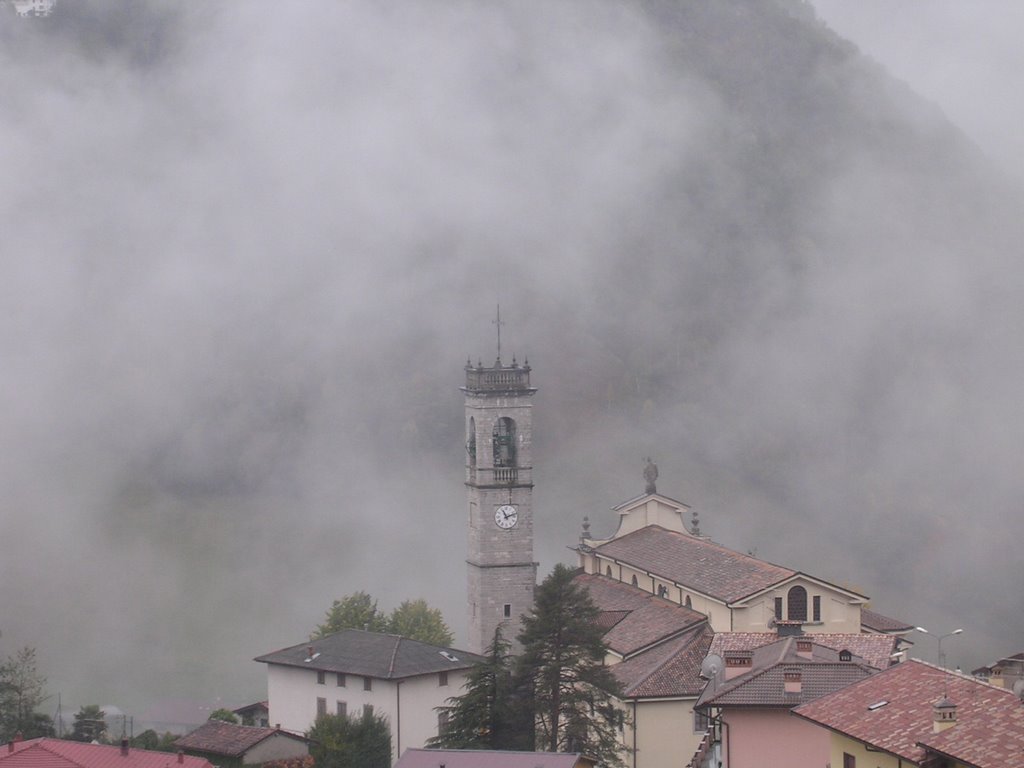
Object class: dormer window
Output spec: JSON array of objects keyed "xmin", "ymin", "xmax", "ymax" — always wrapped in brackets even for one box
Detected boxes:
[{"xmin": 839, "ymin": 649, "xmax": 852, "ymax": 662}]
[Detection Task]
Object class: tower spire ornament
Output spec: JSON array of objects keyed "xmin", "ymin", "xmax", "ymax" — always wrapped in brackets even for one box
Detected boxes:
[
  {"xmin": 643, "ymin": 457, "xmax": 658, "ymax": 495},
  {"xmin": 493, "ymin": 304, "xmax": 505, "ymax": 363}
]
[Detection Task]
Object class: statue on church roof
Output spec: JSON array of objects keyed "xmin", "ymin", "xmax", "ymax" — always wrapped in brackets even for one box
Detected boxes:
[{"xmin": 643, "ymin": 457, "xmax": 658, "ymax": 495}]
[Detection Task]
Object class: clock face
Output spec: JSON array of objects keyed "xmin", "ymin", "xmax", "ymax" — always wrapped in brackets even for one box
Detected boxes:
[{"xmin": 494, "ymin": 504, "xmax": 518, "ymax": 529}]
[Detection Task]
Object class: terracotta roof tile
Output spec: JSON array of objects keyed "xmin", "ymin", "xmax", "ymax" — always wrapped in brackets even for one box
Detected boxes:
[
  {"xmin": 174, "ymin": 722, "xmax": 307, "ymax": 758},
  {"xmin": 611, "ymin": 624, "xmax": 715, "ymax": 698},
  {"xmin": 0, "ymin": 740, "xmax": 212, "ymax": 768},
  {"xmin": 575, "ymin": 573, "xmax": 707, "ymax": 657},
  {"xmin": 709, "ymin": 632, "xmax": 898, "ymax": 671},
  {"xmin": 860, "ymin": 608, "xmax": 914, "ymax": 634},
  {"xmin": 593, "ymin": 526, "xmax": 795, "ymax": 603},
  {"xmin": 793, "ymin": 659, "xmax": 1024, "ymax": 768}
]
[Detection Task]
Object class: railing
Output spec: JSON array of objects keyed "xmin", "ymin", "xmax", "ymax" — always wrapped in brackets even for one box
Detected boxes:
[
  {"xmin": 464, "ymin": 364, "xmax": 532, "ymax": 391},
  {"xmin": 688, "ymin": 727, "xmax": 715, "ymax": 768},
  {"xmin": 467, "ymin": 466, "xmax": 532, "ymax": 486}
]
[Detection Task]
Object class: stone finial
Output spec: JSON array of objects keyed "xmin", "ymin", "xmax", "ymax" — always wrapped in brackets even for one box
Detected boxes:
[
  {"xmin": 643, "ymin": 457, "xmax": 658, "ymax": 494},
  {"xmin": 691, "ymin": 509, "xmax": 701, "ymax": 536},
  {"xmin": 578, "ymin": 516, "xmax": 592, "ymax": 552}
]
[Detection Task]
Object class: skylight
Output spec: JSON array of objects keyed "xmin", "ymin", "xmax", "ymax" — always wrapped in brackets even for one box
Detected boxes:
[{"xmin": 867, "ymin": 700, "xmax": 888, "ymax": 711}]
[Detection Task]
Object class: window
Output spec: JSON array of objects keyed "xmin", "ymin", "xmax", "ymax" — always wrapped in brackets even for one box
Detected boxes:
[
  {"xmin": 657, "ymin": 585, "xmax": 669, "ymax": 598},
  {"xmin": 685, "ymin": 595, "xmax": 693, "ymax": 609},
  {"xmin": 438, "ymin": 711, "xmax": 449, "ymax": 732},
  {"xmin": 336, "ymin": 673, "xmax": 346, "ymax": 687},
  {"xmin": 631, "ymin": 575, "xmax": 639, "ymax": 587},
  {"xmin": 316, "ymin": 670, "xmax": 325, "ymax": 685},
  {"xmin": 842, "ymin": 753, "xmax": 855, "ymax": 768},
  {"xmin": 503, "ymin": 603, "xmax": 511, "ymax": 618},
  {"xmin": 693, "ymin": 709, "xmax": 710, "ymax": 733},
  {"xmin": 363, "ymin": 704, "xmax": 374, "ymax": 718},
  {"xmin": 606, "ymin": 565, "xmax": 613, "ymax": 577},
  {"xmin": 839, "ymin": 649, "xmax": 852, "ymax": 662},
  {"xmin": 492, "ymin": 417, "xmax": 517, "ymax": 467},
  {"xmin": 774, "ymin": 597, "xmax": 783, "ymax": 620},
  {"xmin": 363, "ymin": 676, "xmax": 373, "ymax": 691},
  {"xmin": 467, "ymin": 417, "xmax": 476, "ymax": 468},
  {"xmin": 336, "ymin": 701, "xmax": 347, "ymax": 717},
  {"xmin": 316, "ymin": 697, "xmax": 326, "ymax": 717},
  {"xmin": 812, "ymin": 595, "xmax": 821, "ymax": 622},
  {"xmin": 439, "ymin": 671, "xmax": 449, "ymax": 687},
  {"xmin": 787, "ymin": 586, "xmax": 808, "ymax": 622}
]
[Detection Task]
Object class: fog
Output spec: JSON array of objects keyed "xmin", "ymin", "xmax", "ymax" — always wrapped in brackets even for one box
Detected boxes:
[{"xmin": 1, "ymin": 0, "xmax": 1022, "ymax": 717}]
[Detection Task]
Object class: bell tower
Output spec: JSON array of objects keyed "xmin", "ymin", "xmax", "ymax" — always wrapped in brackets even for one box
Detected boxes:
[{"xmin": 462, "ymin": 351, "xmax": 537, "ymax": 655}]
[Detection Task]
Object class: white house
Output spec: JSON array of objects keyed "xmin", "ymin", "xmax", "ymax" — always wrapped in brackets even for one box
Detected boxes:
[{"xmin": 255, "ymin": 629, "xmax": 484, "ymax": 764}]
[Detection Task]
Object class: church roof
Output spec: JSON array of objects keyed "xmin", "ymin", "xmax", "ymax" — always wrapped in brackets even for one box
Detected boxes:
[
  {"xmin": 575, "ymin": 572, "xmax": 707, "ymax": 657},
  {"xmin": 709, "ymin": 632, "xmax": 898, "ymax": 672},
  {"xmin": 592, "ymin": 525, "xmax": 795, "ymax": 603},
  {"xmin": 254, "ymin": 629, "xmax": 484, "ymax": 679},
  {"xmin": 611, "ymin": 624, "xmax": 715, "ymax": 698}
]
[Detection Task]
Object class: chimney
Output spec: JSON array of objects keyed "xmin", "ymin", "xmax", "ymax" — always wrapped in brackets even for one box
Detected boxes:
[
  {"xmin": 177, "ymin": 750, "xmax": 185, "ymax": 764},
  {"xmin": 784, "ymin": 668, "xmax": 802, "ymax": 694},
  {"xmin": 121, "ymin": 739, "xmax": 130, "ymax": 757},
  {"xmin": 724, "ymin": 651, "xmax": 753, "ymax": 680},
  {"xmin": 932, "ymin": 697, "xmax": 957, "ymax": 733},
  {"xmin": 796, "ymin": 639, "xmax": 813, "ymax": 659},
  {"xmin": 7, "ymin": 742, "xmax": 13, "ymax": 754}
]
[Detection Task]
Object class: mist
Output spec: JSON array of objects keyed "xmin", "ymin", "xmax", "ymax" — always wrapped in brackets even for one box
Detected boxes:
[{"xmin": 1, "ymin": 0, "xmax": 1021, "ymax": 716}]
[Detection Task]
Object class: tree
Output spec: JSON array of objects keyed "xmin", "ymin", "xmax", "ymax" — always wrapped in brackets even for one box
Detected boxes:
[
  {"xmin": 312, "ymin": 592, "xmax": 387, "ymax": 639},
  {"xmin": 386, "ymin": 599, "xmax": 453, "ymax": 647},
  {"xmin": 514, "ymin": 564, "xmax": 627, "ymax": 767},
  {"xmin": 306, "ymin": 711, "xmax": 390, "ymax": 768},
  {"xmin": 208, "ymin": 708, "xmax": 239, "ymax": 724},
  {"xmin": 428, "ymin": 627, "xmax": 527, "ymax": 750},
  {"xmin": 0, "ymin": 647, "xmax": 52, "ymax": 741},
  {"xmin": 71, "ymin": 704, "xmax": 107, "ymax": 742},
  {"xmin": 312, "ymin": 593, "xmax": 454, "ymax": 647}
]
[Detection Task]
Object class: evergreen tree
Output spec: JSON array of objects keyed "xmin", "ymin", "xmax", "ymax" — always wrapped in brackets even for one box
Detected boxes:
[
  {"xmin": 429, "ymin": 627, "xmax": 527, "ymax": 750},
  {"xmin": 307, "ymin": 710, "xmax": 390, "ymax": 768},
  {"xmin": 386, "ymin": 599, "xmax": 453, "ymax": 647},
  {"xmin": 514, "ymin": 564, "xmax": 627, "ymax": 767},
  {"xmin": 0, "ymin": 647, "xmax": 52, "ymax": 741},
  {"xmin": 71, "ymin": 704, "xmax": 107, "ymax": 742}
]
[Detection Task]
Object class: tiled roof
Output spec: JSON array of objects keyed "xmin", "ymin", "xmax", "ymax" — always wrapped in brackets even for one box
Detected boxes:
[
  {"xmin": 173, "ymin": 722, "xmax": 306, "ymax": 758},
  {"xmin": 394, "ymin": 749, "xmax": 591, "ymax": 768},
  {"xmin": 698, "ymin": 637, "xmax": 875, "ymax": 708},
  {"xmin": 793, "ymin": 659, "xmax": 1024, "ymax": 768},
  {"xmin": 593, "ymin": 526, "xmax": 795, "ymax": 603},
  {"xmin": 255, "ymin": 629, "xmax": 485, "ymax": 679},
  {"xmin": 0, "ymin": 739, "xmax": 212, "ymax": 768},
  {"xmin": 860, "ymin": 608, "xmax": 914, "ymax": 634},
  {"xmin": 709, "ymin": 632, "xmax": 898, "ymax": 672},
  {"xmin": 575, "ymin": 573, "xmax": 707, "ymax": 657},
  {"xmin": 612, "ymin": 624, "xmax": 715, "ymax": 698}
]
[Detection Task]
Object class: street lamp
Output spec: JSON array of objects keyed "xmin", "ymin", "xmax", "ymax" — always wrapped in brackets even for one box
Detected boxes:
[{"xmin": 916, "ymin": 626, "xmax": 964, "ymax": 697}]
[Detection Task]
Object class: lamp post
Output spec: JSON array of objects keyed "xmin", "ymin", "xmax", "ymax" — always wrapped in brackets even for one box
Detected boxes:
[{"xmin": 916, "ymin": 626, "xmax": 963, "ymax": 697}]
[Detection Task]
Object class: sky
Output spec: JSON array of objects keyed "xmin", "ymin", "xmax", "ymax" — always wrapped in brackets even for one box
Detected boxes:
[{"xmin": 2, "ymin": 0, "xmax": 1024, "ymax": 721}]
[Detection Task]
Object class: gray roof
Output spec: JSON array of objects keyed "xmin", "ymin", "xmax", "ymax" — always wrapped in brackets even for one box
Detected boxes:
[{"xmin": 254, "ymin": 629, "xmax": 485, "ymax": 679}]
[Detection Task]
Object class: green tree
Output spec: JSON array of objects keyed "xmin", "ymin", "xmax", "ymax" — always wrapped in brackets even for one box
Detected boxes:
[
  {"xmin": 306, "ymin": 711, "xmax": 390, "ymax": 768},
  {"xmin": 514, "ymin": 564, "xmax": 627, "ymax": 767},
  {"xmin": 71, "ymin": 704, "xmax": 107, "ymax": 742},
  {"xmin": 386, "ymin": 599, "xmax": 453, "ymax": 647},
  {"xmin": 428, "ymin": 627, "xmax": 526, "ymax": 750},
  {"xmin": 208, "ymin": 708, "xmax": 239, "ymax": 724},
  {"xmin": 0, "ymin": 647, "xmax": 52, "ymax": 741},
  {"xmin": 312, "ymin": 592, "xmax": 387, "ymax": 639},
  {"xmin": 312, "ymin": 593, "xmax": 454, "ymax": 647}
]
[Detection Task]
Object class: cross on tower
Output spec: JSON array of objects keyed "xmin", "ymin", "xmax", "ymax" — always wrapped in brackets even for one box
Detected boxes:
[{"xmin": 493, "ymin": 304, "xmax": 505, "ymax": 363}]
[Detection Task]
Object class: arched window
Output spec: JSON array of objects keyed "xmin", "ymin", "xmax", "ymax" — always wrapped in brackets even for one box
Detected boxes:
[
  {"xmin": 492, "ymin": 417, "xmax": 517, "ymax": 467},
  {"xmin": 467, "ymin": 417, "xmax": 476, "ymax": 468},
  {"xmin": 787, "ymin": 586, "xmax": 808, "ymax": 622},
  {"xmin": 657, "ymin": 585, "xmax": 669, "ymax": 598},
  {"xmin": 605, "ymin": 565, "xmax": 613, "ymax": 577},
  {"xmin": 684, "ymin": 595, "xmax": 692, "ymax": 609},
  {"xmin": 631, "ymin": 575, "xmax": 639, "ymax": 587}
]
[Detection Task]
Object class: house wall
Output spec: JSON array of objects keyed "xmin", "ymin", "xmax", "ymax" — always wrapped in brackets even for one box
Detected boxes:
[
  {"xmin": 721, "ymin": 709, "xmax": 828, "ymax": 768},
  {"xmin": 827, "ymin": 733, "xmax": 913, "ymax": 768},
  {"xmin": 266, "ymin": 664, "xmax": 470, "ymax": 763},
  {"xmin": 623, "ymin": 698, "xmax": 703, "ymax": 768},
  {"xmin": 243, "ymin": 735, "xmax": 309, "ymax": 765}
]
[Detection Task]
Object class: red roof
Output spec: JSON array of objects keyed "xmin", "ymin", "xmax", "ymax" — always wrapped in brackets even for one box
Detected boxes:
[
  {"xmin": 593, "ymin": 526, "xmax": 795, "ymax": 603},
  {"xmin": 710, "ymin": 632, "xmax": 898, "ymax": 671},
  {"xmin": 793, "ymin": 660, "xmax": 1024, "ymax": 768},
  {"xmin": 173, "ymin": 722, "xmax": 307, "ymax": 758},
  {"xmin": 0, "ymin": 740, "xmax": 212, "ymax": 768},
  {"xmin": 611, "ymin": 624, "xmax": 715, "ymax": 698}
]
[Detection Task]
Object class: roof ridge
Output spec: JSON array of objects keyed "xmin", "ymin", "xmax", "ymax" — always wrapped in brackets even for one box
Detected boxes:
[{"xmin": 387, "ymin": 635, "xmax": 402, "ymax": 677}]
